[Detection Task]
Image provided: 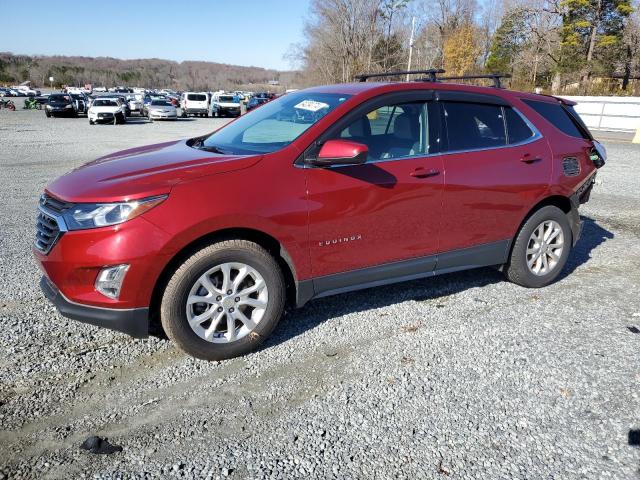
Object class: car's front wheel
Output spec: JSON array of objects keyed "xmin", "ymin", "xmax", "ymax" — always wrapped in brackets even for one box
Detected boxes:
[
  {"xmin": 505, "ymin": 205, "xmax": 572, "ymax": 288},
  {"xmin": 161, "ymin": 240, "xmax": 286, "ymax": 361}
]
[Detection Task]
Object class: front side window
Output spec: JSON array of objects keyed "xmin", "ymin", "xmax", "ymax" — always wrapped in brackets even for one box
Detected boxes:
[
  {"xmin": 200, "ymin": 92, "xmax": 351, "ymax": 154},
  {"xmin": 443, "ymin": 102, "xmax": 506, "ymax": 151},
  {"xmin": 334, "ymin": 101, "xmax": 430, "ymax": 161}
]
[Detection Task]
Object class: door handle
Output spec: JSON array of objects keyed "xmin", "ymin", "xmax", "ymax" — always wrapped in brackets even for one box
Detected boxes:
[
  {"xmin": 520, "ymin": 154, "xmax": 542, "ymax": 164},
  {"xmin": 410, "ymin": 168, "xmax": 440, "ymax": 178}
]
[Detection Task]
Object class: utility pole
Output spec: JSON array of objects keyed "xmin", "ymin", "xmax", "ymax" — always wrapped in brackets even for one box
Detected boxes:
[{"xmin": 406, "ymin": 16, "xmax": 416, "ymax": 81}]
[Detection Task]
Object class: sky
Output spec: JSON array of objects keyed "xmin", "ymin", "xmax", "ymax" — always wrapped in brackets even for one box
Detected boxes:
[{"xmin": 0, "ymin": 0, "xmax": 311, "ymax": 71}]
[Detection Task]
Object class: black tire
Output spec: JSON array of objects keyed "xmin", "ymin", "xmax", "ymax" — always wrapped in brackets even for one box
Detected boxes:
[
  {"xmin": 45, "ymin": 110, "xmax": 51, "ymax": 118},
  {"xmin": 504, "ymin": 205, "xmax": 572, "ymax": 288},
  {"xmin": 161, "ymin": 240, "xmax": 286, "ymax": 361},
  {"xmin": 89, "ymin": 119, "xmax": 94, "ymax": 125}
]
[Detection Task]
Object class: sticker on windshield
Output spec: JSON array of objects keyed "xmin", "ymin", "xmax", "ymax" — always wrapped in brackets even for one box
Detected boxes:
[{"xmin": 294, "ymin": 100, "xmax": 329, "ymax": 112}]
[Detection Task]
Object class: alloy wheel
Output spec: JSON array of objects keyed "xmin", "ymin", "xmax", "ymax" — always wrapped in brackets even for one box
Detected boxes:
[
  {"xmin": 526, "ymin": 220, "xmax": 565, "ymax": 276},
  {"xmin": 186, "ymin": 262, "xmax": 268, "ymax": 343}
]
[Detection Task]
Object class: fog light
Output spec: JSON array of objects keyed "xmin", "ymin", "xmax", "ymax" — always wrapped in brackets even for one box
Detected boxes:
[{"xmin": 95, "ymin": 264, "xmax": 129, "ymax": 299}]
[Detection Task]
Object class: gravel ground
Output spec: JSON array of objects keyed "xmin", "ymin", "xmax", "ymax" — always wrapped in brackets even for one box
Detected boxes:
[{"xmin": 0, "ymin": 109, "xmax": 639, "ymax": 479}]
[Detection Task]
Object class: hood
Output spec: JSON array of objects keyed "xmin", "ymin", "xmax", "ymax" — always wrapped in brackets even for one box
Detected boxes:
[
  {"xmin": 46, "ymin": 139, "xmax": 262, "ymax": 203},
  {"xmin": 216, "ymin": 101, "xmax": 240, "ymax": 107},
  {"xmin": 148, "ymin": 104, "xmax": 176, "ymax": 111}
]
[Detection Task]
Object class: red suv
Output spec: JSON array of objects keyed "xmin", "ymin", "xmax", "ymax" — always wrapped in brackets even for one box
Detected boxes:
[{"xmin": 34, "ymin": 71, "xmax": 605, "ymax": 360}]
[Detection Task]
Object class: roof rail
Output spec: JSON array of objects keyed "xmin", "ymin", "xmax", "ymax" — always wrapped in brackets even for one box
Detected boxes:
[
  {"xmin": 354, "ymin": 69, "xmax": 445, "ymax": 82},
  {"xmin": 435, "ymin": 73, "xmax": 512, "ymax": 88}
]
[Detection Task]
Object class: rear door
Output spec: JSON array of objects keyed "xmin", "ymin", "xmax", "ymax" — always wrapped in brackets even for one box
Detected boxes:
[
  {"xmin": 304, "ymin": 91, "xmax": 444, "ymax": 278},
  {"xmin": 437, "ymin": 94, "xmax": 552, "ymax": 253},
  {"xmin": 521, "ymin": 99, "xmax": 597, "ymax": 193}
]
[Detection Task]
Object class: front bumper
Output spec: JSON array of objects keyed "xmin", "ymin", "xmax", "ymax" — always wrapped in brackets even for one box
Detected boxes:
[
  {"xmin": 216, "ymin": 107, "xmax": 240, "ymax": 116},
  {"xmin": 40, "ymin": 276, "xmax": 149, "ymax": 338},
  {"xmin": 183, "ymin": 108, "xmax": 208, "ymax": 114},
  {"xmin": 149, "ymin": 111, "xmax": 177, "ymax": 119}
]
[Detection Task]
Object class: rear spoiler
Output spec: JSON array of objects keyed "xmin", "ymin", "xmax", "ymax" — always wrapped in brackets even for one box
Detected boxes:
[{"xmin": 556, "ymin": 96, "xmax": 577, "ymax": 106}]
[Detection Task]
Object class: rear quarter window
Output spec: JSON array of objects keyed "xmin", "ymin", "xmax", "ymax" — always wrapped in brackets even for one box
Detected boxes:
[
  {"xmin": 523, "ymin": 99, "xmax": 589, "ymax": 139},
  {"xmin": 504, "ymin": 108, "xmax": 535, "ymax": 144}
]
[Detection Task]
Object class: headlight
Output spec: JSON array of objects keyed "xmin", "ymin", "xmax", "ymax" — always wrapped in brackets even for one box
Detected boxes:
[
  {"xmin": 65, "ymin": 104, "xmax": 73, "ymax": 109},
  {"xmin": 62, "ymin": 195, "xmax": 167, "ymax": 230}
]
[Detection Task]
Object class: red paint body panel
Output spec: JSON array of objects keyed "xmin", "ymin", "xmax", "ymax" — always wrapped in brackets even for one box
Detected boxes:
[
  {"xmin": 33, "ymin": 81, "xmax": 599, "ymax": 312},
  {"xmin": 305, "ymin": 156, "xmax": 444, "ymax": 276},
  {"xmin": 439, "ymin": 138, "xmax": 553, "ymax": 251}
]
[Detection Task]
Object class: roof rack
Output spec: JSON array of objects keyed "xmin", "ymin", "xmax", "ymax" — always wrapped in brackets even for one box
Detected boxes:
[
  {"xmin": 436, "ymin": 73, "xmax": 512, "ymax": 89},
  {"xmin": 354, "ymin": 70, "xmax": 511, "ymax": 88},
  {"xmin": 354, "ymin": 69, "xmax": 445, "ymax": 82}
]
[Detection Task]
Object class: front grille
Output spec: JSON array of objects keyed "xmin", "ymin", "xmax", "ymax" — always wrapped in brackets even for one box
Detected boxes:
[
  {"xmin": 98, "ymin": 112, "xmax": 114, "ymax": 118},
  {"xmin": 39, "ymin": 193, "xmax": 73, "ymax": 213},
  {"xmin": 562, "ymin": 157, "xmax": 580, "ymax": 177},
  {"xmin": 35, "ymin": 210, "xmax": 61, "ymax": 254}
]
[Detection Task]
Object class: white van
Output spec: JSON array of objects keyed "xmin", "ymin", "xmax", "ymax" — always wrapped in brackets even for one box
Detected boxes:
[
  {"xmin": 180, "ymin": 92, "xmax": 209, "ymax": 117},
  {"xmin": 211, "ymin": 92, "xmax": 241, "ymax": 117}
]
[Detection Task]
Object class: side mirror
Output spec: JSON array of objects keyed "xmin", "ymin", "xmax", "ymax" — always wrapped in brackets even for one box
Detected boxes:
[{"xmin": 310, "ymin": 139, "xmax": 368, "ymax": 167}]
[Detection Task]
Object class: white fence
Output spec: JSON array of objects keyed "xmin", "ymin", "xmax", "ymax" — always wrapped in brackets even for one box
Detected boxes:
[{"xmin": 561, "ymin": 96, "xmax": 640, "ymax": 132}]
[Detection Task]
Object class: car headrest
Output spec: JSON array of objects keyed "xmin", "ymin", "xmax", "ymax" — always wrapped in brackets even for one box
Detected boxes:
[
  {"xmin": 393, "ymin": 113, "xmax": 418, "ymax": 140},
  {"xmin": 348, "ymin": 116, "xmax": 371, "ymax": 138}
]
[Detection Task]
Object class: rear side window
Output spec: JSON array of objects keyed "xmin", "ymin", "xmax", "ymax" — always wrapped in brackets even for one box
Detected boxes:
[
  {"xmin": 443, "ymin": 102, "xmax": 506, "ymax": 151},
  {"xmin": 522, "ymin": 99, "xmax": 588, "ymax": 139},
  {"xmin": 504, "ymin": 108, "xmax": 535, "ymax": 144}
]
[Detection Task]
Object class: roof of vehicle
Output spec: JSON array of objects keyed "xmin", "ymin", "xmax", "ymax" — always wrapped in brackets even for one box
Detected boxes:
[{"xmin": 302, "ymin": 80, "xmax": 573, "ymax": 106}]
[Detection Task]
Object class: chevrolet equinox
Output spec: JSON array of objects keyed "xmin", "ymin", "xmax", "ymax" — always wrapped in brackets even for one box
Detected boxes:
[{"xmin": 34, "ymin": 71, "xmax": 606, "ymax": 360}]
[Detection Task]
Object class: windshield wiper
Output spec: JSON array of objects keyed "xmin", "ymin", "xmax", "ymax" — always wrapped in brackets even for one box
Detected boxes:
[{"xmin": 199, "ymin": 144, "xmax": 227, "ymax": 154}]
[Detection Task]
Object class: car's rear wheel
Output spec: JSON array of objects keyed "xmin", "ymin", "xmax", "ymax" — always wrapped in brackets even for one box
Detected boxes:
[
  {"xmin": 161, "ymin": 240, "xmax": 286, "ymax": 361},
  {"xmin": 505, "ymin": 205, "xmax": 572, "ymax": 288}
]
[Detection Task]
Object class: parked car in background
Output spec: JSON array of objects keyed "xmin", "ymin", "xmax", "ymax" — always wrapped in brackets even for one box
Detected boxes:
[
  {"xmin": 13, "ymin": 85, "xmax": 40, "ymax": 96},
  {"xmin": 211, "ymin": 93, "xmax": 240, "ymax": 117},
  {"xmin": 180, "ymin": 92, "xmax": 209, "ymax": 117},
  {"xmin": 44, "ymin": 94, "xmax": 78, "ymax": 117},
  {"xmin": 142, "ymin": 94, "xmax": 167, "ymax": 116},
  {"xmin": 0, "ymin": 87, "xmax": 18, "ymax": 97},
  {"xmin": 68, "ymin": 92, "xmax": 89, "ymax": 115},
  {"xmin": 102, "ymin": 95, "xmax": 131, "ymax": 117},
  {"xmin": 147, "ymin": 99, "xmax": 178, "ymax": 121},
  {"xmin": 88, "ymin": 98, "xmax": 126, "ymax": 124},
  {"xmin": 126, "ymin": 94, "xmax": 144, "ymax": 115},
  {"xmin": 246, "ymin": 96, "xmax": 269, "ymax": 111},
  {"xmin": 93, "ymin": 86, "xmax": 108, "ymax": 92}
]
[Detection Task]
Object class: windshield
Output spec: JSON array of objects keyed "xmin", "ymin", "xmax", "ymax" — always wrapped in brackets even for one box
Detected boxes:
[
  {"xmin": 218, "ymin": 96, "xmax": 235, "ymax": 102},
  {"xmin": 187, "ymin": 94, "xmax": 207, "ymax": 101},
  {"xmin": 93, "ymin": 99, "xmax": 118, "ymax": 107},
  {"xmin": 49, "ymin": 95, "xmax": 71, "ymax": 103},
  {"xmin": 200, "ymin": 92, "xmax": 351, "ymax": 155},
  {"xmin": 151, "ymin": 100, "xmax": 172, "ymax": 106}
]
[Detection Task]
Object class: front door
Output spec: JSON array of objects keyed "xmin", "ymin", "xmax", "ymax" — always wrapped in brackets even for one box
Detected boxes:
[{"xmin": 304, "ymin": 96, "xmax": 444, "ymax": 278}]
